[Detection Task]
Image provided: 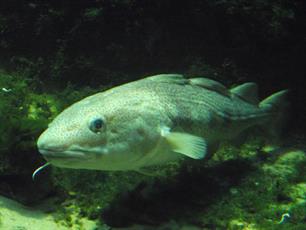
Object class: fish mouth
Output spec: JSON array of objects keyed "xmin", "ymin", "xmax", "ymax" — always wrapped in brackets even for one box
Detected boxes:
[{"xmin": 38, "ymin": 148, "xmax": 88, "ymax": 161}]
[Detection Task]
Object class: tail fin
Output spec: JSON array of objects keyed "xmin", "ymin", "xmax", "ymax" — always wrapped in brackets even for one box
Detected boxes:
[{"xmin": 259, "ymin": 89, "xmax": 289, "ymax": 141}]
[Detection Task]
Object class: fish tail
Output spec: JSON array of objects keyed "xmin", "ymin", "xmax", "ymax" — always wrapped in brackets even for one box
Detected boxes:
[{"xmin": 259, "ymin": 89, "xmax": 289, "ymax": 140}]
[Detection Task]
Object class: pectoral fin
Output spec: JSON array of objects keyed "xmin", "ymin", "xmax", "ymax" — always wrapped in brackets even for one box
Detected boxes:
[{"xmin": 161, "ymin": 128, "xmax": 207, "ymax": 159}]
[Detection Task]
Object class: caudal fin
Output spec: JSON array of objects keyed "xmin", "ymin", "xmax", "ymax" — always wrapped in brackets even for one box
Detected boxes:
[{"xmin": 259, "ymin": 89, "xmax": 289, "ymax": 140}]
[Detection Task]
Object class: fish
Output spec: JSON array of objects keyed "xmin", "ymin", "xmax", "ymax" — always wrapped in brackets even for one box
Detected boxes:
[{"xmin": 36, "ymin": 74, "xmax": 288, "ymax": 171}]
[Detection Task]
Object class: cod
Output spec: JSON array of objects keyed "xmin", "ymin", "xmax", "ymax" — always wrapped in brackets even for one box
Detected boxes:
[{"xmin": 37, "ymin": 74, "xmax": 287, "ymax": 172}]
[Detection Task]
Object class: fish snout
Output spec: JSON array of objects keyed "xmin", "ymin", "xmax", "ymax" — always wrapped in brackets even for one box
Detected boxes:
[{"xmin": 37, "ymin": 131, "xmax": 66, "ymax": 155}]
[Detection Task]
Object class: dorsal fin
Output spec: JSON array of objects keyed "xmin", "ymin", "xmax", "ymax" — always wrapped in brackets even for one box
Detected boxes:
[
  {"xmin": 145, "ymin": 74, "xmax": 229, "ymax": 97},
  {"xmin": 230, "ymin": 83, "xmax": 258, "ymax": 104},
  {"xmin": 145, "ymin": 74, "xmax": 188, "ymax": 84},
  {"xmin": 189, "ymin": 78, "xmax": 230, "ymax": 96}
]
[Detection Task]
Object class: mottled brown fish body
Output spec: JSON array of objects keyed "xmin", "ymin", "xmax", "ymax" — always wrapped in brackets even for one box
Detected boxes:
[{"xmin": 37, "ymin": 74, "xmax": 287, "ymax": 171}]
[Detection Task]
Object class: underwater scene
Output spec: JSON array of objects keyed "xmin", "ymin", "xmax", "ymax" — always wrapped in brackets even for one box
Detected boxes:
[{"xmin": 0, "ymin": 1, "xmax": 305, "ymax": 230}]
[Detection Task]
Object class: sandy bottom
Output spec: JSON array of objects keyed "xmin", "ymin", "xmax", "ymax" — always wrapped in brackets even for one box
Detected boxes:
[{"xmin": 0, "ymin": 196, "xmax": 97, "ymax": 230}]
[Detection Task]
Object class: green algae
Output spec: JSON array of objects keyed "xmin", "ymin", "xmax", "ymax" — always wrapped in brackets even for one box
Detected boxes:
[
  {"xmin": 0, "ymin": 70, "xmax": 59, "ymax": 175},
  {"xmin": 0, "ymin": 69, "xmax": 101, "ymax": 163},
  {"xmin": 195, "ymin": 147, "xmax": 306, "ymax": 229}
]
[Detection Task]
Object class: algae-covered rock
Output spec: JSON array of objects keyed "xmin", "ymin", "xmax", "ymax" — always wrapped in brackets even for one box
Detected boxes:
[
  {"xmin": 199, "ymin": 147, "xmax": 306, "ymax": 230},
  {"xmin": 262, "ymin": 150, "xmax": 306, "ymax": 180}
]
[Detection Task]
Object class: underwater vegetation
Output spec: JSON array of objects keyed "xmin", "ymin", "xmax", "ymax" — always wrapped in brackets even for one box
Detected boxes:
[
  {"xmin": 0, "ymin": 70, "xmax": 56, "ymax": 175},
  {"xmin": 0, "ymin": 70, "xmax": 100, "ymax": 202}
]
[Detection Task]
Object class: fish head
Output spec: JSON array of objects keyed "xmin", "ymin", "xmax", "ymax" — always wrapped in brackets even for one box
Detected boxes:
[{"xmin": 37, "ymin": 92, "xmax": 162, "ymax": 170}]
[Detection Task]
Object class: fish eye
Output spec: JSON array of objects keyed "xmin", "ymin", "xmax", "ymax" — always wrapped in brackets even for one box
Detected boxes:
[{"xmin": 89, "ymin": 117, "xmax": 105, "ymax": 134}]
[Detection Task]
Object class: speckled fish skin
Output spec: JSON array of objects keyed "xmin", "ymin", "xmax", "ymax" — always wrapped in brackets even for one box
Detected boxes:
[{"xmin": 37, "ymin": 74, "xmax": 287, "ymax": 171}]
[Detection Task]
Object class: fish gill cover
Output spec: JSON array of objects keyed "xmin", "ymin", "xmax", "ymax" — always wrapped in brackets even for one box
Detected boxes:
[{"xmin": 0, "ymin": 0, "xmax": 305, "ymax": 229}]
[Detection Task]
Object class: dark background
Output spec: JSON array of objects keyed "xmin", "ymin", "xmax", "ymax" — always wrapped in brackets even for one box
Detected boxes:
[{"xmin": 0, "ymin": 0, "xmax": 305, "ymax": 131}]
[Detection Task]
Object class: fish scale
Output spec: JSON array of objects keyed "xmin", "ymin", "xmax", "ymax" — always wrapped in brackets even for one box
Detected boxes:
[{"xmin": 143, "ymin": 82, "xmax": 262, "ymax": 122}]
